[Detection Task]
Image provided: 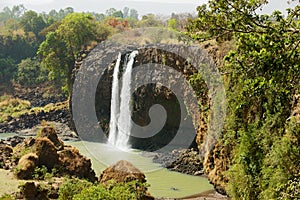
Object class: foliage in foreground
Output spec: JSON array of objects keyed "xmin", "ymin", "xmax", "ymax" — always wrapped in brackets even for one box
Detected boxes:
[
  {"xmin": 0, "ymin": 194, "xmax": 15, "ymax": 200},
  {"xmin": 58, "ymin": 178, "xmax": 149, "ymax": 200},
  {"xmin": 187, "ymin": 0, "xmax": 300, "ymax": 199}
]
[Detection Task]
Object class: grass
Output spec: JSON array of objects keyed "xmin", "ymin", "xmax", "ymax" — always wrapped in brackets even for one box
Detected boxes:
[
  {"xmin": 0, "ymin": 95, "xmax": 68, "ymax": 123},
  {"xmin": 0, "ymin": 169, "xmax": 22, "ymax": 197}
]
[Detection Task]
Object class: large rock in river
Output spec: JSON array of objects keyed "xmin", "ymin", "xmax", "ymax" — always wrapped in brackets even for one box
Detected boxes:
[
  {"xmin": 12, "ymin": 125, "xmax": 96, "ymax": 181},
  {"xmin": 99, "ymin": 160, "xmax": 146, "ymax": 184}
]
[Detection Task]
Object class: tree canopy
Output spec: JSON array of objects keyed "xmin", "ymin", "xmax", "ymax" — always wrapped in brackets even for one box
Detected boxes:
[
  {"xmin": 38, "ymin": 13, "xmax": 98, "ymax": 93},
  {"xmin": 187, "ymin": 0, "xmax": 300, "ymax": 199}
]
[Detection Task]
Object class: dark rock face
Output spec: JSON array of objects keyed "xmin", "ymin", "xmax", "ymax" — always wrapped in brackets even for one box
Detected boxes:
[
  {"xmin": 17, "ymin": 122, "xmax": 79, "ymax": 142},
  {"xmin": 2, "ymin": 135, "xmax": 25, "ymax": 147},
  {"xmin": 153, "ymin": 148, "xmax": 204, "ymax": 176},
  {"xmin": 13, "ymin": 83, "xmax": 67, "ymax": 107},
  {"xmin": 89, "ymin": 44, "xmax": 200, "ymax": 151},
  {"xmin": 203, "ymin": 141, "xmax": 231, "ymax": 195},
  {"xmin": 0, "ymin": 105, "xmax": 72, "ymax": 133},
  {"xmin": 38, "ymin": 126, "xmax": 64, "ymax": 150},
  {"xmin": 16, "ymin": 181, "xmax": 60, "ymax": 200},
  {"xmin": 99, "ymin": 160, "xmax": 154, "ymax": 200},
  {"xmin": 35, "ymin": 137, "xmax": 59, "ymax": 169},
  {"xmin": 99, "ymin": 160, "xmax": 146, "ymax": 184}
]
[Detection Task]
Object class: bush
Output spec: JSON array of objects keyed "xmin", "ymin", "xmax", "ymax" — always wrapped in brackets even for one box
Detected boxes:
[
  {"xmin": 17, "ymin": 58, "xmax": 48, "ymax": 86},
  {"xmin": 73, "ymin": 185, "xmax": 113, "ymax": 200},
  {"xmin": 58, "ymin": 178, "xmax": 149, "ymax": 200},
  {"xmin": 32, "ymin": 165, "xmax": 49, "ymax": 180},
  {"xmin": 58, "ymin": 178, "xmax": 93, "ymax": 200},
  {"xmin": 0, "ymin": 194, "xmax": 15, "ymax": 200},
  {"xmin": 0, "ymin": 57, "xmax": 16, "ymax": 84}
]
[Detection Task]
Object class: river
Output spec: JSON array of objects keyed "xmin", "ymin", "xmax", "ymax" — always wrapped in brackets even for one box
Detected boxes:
[{"xmin": 0, "ymin": 133, "xmax": 213, "ymax": 198}]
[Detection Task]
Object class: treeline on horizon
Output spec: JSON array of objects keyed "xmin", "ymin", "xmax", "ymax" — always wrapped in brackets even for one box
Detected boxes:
[{"xmin": 0, "ymin": 4, "xmax": 192, "ymax": 91}]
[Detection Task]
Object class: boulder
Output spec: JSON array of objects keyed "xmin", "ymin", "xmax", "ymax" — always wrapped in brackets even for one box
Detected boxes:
[
  {"xmin": 6, "ymin": 135, "xmax": 25, "ymax": 147},
  {"xmin": 38, "ymin": 126, "xmax": 64, "ymax": 150},
  {"xmin": 153, "ymin": 148, "xmax": 204, "ymax": 175},
  {"xmin": 16, "ymin": 153, "xmax": 38, "ymax": 179},
  {"xmin": 35, "ymin": 137, "xmax": 59, "ymax": 169},
  {"xmin": 99, "ymin": 160, "xmax": 146, "ymax": 184},
  {"xmin": 58, "ymin": 145, "xmax": 96, "ymax": 182},
  {"xmin": 20, "ymin": 182, "xmax": 48, "ymax": 200},
  {"xmin": 0, "ymin": 143, "xmax": 13, "ymax": 169},
  {"xmin": 11, "ymin": 125, "xmax": 96, "ymax": 181}
]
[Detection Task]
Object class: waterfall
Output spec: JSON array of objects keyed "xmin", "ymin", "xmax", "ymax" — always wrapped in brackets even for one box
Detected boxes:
[
  {"xmin": 108, "ymin": 51, "xmax": 138, "ymax": 150},
  {"xmin": 108, "ymin": 52, "xmax": 121, "ymax": 146}
]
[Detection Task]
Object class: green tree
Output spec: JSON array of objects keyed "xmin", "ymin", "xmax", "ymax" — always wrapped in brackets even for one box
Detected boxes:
[
  {"xmin": 187, "ymin": 0, "xmax": 300, "ymax": 199},
  {"xmin": 112, "ymin": 10, "xmax": 123, "ymax": 18},
  {"xmin": 0, "ymin": 5, "xmax": 26, "ymax": 21},
  {"xmin": 167, "ymin": 18, "xmax": 177, "ymax": 30},
  {"xmin": 20, "ymin": 10, "xmax": 47, "ymax": 38},
  {"xmin": 106, "ymin": 8, "xmax": 122, "ymax": 18},
  {"xmin": 129, "ymin": 9, "xmax": 139, "ymax": 20},
  {"xmin": 0, "ymin": 57, "xmax": 16, "ymax": 84},
  {"xmin": 0, "ymin": 34, "xmax": 37, "ymax": 63},
  {"xmin": 3, "ymin": 18, "xmax": 20, "ymax": 31},
  {"xmin": 106, "ymin": 8, "xmax": 116, "ymax": 16},
  {"xmin": 90, "ymin": 12, "xmax": 105, "ymax": 21},
  {"xmin": 38, "ymin": 13, "xmax": 99, "ymax": 94},
  {"xmin": 123, "ymin": 7, "xmax": 130, "ymax": 18},
  {"xmin": 17, "ymin": 58, "xmax": 48, "ymax": 85},
  {"xmin": 170, "ymin": 12, "xmax": 193, "ymax": 31},
  {"xmin": 138, "ymin": 14, "xmax": 163, "ymax": 27},
  {"xmin": 0, "ymin": 5, "xmax": 26, "ymax": 29}
]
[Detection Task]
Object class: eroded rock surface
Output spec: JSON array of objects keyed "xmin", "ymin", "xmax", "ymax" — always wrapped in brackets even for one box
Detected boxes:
[
  {"xmin": 0, "ymin": 125, "xmax": 96, "ymax": 182},
  {"xmin": 99, "ymin": 160, "xmax": 146, "ymax": 184},
  {"xmin": 153, "ymin": 148, "xmax": 204, "ymax": 176}
]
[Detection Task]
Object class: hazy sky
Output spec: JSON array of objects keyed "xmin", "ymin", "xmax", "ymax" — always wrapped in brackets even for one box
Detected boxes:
[{"xmin": 0, "ymin": 0, "xmax": 297, "ymax": 16}]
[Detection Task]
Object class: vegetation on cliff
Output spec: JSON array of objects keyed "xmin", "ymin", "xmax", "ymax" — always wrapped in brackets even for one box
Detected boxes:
[{"xmin": 187, "ymin": 0, "xmax": 300, "ymax": 199}]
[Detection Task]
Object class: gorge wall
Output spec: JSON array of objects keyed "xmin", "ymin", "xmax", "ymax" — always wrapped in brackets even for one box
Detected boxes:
[{"xmin": 72, "ymin": 41, "xmax": 230, "ymax": 193}]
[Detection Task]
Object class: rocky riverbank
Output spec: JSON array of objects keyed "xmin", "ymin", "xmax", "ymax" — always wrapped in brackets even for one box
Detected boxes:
[
  {"xmin": 0, "ymin": 101, "xmax": 72, "ymax": 134},
  {"xmin": 153, "ymin": 148, "xmax": 204, "ymax": 176},
  {"xmin": 0, "ymin": 125, "xmax": 154, "ymax": 199}
]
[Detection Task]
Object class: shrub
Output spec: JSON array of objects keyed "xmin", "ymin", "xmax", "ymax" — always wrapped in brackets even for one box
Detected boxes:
[
  {"xmin": 0, "ymin": 194, "xmax": 15, "ymax": 200},
  {"xmin": 32, "ymin": 165, "xmax": 48, "ymax": 180},
  {"xmin": 17, "ymin": 58, "xmax": 48, "ymax": 86},
  {"xmin": 58, "ymin": 178, "xmax": 93, "ymax": 200},
  {"xmin": 73, "ymin": 185, "xmax": 113, "ymax": 200},
  {"xmin": 58, "ymin": 178, "xmax": 150, "ymax": 200}
]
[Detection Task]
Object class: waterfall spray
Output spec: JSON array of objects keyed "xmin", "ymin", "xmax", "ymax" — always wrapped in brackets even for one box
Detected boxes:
[
  {"xmin": 108, "ymin": 51, "xmax": 138, "ymax": 150},
  {"xmin": 108, "ymin": 52, "xmax": 121, "ymax": 146}
]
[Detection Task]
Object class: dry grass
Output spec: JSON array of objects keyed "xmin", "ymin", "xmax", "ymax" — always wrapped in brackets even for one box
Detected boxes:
[
  {"xmin": 0, "ymin": 169, "xmax": 22, "ymax": 196},
  {"xmin": 0, "ymin": 95, "xmax": 31, "ymax": 122},
  {"xmin": 0, "ymin": 95, "xmax": 68, "ymax": 123}
]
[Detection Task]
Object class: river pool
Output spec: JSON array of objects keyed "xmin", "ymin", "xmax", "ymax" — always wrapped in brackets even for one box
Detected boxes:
[
  {"xmin": 0, "ymin": 133, "xmax": 213, "ymax": 198},
  {"xmin": 66, "ymin": 141, "xmax": 213, "ymax": 198}
]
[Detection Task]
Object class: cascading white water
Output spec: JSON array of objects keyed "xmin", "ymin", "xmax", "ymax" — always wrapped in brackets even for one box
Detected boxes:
[
  {"xmin": 108, "ymin": 51, "xmax": 138, "ymax": 150},
  {"xmin": 108, "ymin": 52, "xmax": 121, "ymax": 146}
]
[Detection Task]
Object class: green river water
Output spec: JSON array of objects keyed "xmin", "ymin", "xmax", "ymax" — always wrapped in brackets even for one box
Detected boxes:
[{"xmin": 1, "ymin": 133, "xmax": 213, "ymax": 198}]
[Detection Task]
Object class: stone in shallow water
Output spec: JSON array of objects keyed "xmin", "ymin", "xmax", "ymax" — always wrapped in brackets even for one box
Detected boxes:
[
  {"xmin": 99, "ymin": 160, "xmax": 146, "ymax": 184},
  {"xmin": 99, "ymin": 160, "xmax": 154, "ymax": 199}
]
